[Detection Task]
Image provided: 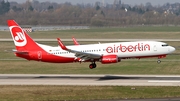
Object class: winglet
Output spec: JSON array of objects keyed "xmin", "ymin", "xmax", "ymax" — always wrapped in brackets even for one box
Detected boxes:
[
  {"xmin": 72, "ymin": 37, "xmax": 80, "ymax": 45},
  {"xmin": 57, "ymin": 38, "xmax": 68, "ymax": 50}
]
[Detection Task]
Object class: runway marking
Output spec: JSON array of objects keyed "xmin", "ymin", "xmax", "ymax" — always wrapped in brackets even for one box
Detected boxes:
[
  {"xmin": 148, "ymin": 80, "xmax": 180, "ymax": 83},
  {"xmin": 155, "ymin": 76, "xmax": 180, "ymax": 77}
]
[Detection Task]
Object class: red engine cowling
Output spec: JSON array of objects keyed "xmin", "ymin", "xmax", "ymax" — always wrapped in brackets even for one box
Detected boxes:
[{"xmin": 101, "ymin": 55, "xmax": 120, "ymax": 64}]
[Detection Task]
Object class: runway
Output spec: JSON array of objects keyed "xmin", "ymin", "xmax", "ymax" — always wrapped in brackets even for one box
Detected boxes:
[{"xmin": 0, "ymin": 74, "xmax": 180, "ymax": 86}]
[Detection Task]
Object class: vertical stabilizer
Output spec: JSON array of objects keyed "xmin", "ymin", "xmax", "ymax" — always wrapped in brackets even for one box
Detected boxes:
[{"xmin": 7, "ymin": 20, "xmax": 41, "ymax": 51}]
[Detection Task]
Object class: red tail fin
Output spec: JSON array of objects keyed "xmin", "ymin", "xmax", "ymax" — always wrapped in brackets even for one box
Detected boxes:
[{"xmin": 7, "ymin": 20, "xmax": 41, "ymax": 51}]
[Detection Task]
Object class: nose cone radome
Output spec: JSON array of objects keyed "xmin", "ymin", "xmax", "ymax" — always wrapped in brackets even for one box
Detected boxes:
[{"xmin": 169, "ymin": 46, "xmax": 176, "ymax": 53}]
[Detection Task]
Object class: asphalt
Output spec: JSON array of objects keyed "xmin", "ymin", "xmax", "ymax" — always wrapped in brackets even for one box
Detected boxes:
[{"xmin": 0, "ymin": 74, "xmax": 180, "ymax": 86}]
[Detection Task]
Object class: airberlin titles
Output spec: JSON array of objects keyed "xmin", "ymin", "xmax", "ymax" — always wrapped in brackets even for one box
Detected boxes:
[{"xmin": 106, "ymin": 43, "xmax": 150, "ymax": 53}]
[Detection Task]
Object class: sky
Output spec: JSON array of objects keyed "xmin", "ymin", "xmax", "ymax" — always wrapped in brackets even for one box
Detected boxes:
[{"xmin": 8, "ymin": 0, "xmax": 180, "ymax": 6}]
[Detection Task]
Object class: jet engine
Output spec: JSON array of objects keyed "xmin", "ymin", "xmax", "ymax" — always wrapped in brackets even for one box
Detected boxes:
[{"xmin": 101, "ymin": 55, "xmax": 120, "ymax": 64}]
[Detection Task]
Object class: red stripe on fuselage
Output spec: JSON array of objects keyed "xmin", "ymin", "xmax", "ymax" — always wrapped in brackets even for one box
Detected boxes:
[{"xmin": 15, "ymin": 51, "xmax": 75, "ymax": 63}]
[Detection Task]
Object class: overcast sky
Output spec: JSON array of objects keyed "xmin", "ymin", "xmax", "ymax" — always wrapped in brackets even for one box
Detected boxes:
[{"xmin": 8, "ymin": 0, "xmax": 180, "ymax": 6}]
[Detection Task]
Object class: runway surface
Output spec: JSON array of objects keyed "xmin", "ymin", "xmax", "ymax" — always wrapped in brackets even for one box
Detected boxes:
[{"xmin": 0, "ymin": 74, "xmax": 180, "ymax": 86}]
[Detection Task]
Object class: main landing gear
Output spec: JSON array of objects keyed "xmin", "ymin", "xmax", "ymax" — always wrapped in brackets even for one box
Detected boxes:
[{"xmin": 89, "ymin": 61, "xmax": 97, "ymax": 69}]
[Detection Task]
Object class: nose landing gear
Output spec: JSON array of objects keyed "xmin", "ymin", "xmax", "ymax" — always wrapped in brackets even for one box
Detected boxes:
[
  {"xmin": 157, "ymin": 55, "xmax": 166, "ymax": 64},
  {"xmin": 157, "ymin": 59, "xmax": 161, "ymax": 64}
]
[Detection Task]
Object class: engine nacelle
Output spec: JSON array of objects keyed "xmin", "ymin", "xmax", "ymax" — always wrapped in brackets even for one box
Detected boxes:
[{"xmin": 101, "ymin": 55, "xmax": 120, "ymax": 64}]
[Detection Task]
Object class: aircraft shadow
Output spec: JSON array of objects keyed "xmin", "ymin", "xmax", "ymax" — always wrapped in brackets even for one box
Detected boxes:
[
  {"xmin": 2, "ymin": 75, "xmax": 180, "ymax": 81},
  {"xmin": 98, "ymin": 75, "xmax": 180, "ymax": 81},
  {"xmin": 35, "ymin": 75, "xmax": 180, "ymax": 81}
]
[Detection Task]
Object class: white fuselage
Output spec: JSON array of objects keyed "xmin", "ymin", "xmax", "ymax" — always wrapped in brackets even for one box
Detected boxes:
[
  {"xmin": 8, "ymin": 20, "xmax": 176, "ymax": 68},
  {"xmin": 39, "ymin": 41, "xmax": 175, "ymax": 59}
]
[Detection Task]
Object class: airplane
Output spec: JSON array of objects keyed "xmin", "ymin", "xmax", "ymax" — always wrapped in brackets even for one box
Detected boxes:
[{"xmin": 7, "ymin": 20, "xmax": 176, "ymax": 69}]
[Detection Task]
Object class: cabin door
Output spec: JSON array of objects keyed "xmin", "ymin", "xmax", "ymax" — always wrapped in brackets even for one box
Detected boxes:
[{"xmin": 154, "ymin": 45, "xmax": 157, "ymax": 51}]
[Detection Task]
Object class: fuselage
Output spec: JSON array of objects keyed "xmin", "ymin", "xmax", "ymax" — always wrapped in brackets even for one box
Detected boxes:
[
  {"xmin": 16, "ymin": 41, "xmax": 175, "ymax": 63},
  {"xmin": 8, "ymin": 20, "xmax": 176, "ymax": 68}
]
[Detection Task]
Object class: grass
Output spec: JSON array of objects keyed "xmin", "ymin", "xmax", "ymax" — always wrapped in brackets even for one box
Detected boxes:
[
  {"xmin": 0, "ymin": 86, "xmax": 180, "ymax": 101},
  {"xmin": 27, "ymin": 26, "xmax": 180, "ymax": 39},
  {"xmin": 50, "ymin": 26, "xmax": 180, "ymax": 32},
  {"xmin": 1, "ymin": 26, "xmax": 180, "ymax": 39},
  {"xmin": 0, "ymin": 58, "xmax": 179, "ymax": 74}
]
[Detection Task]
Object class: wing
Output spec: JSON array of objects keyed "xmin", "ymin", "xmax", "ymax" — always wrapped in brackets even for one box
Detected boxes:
[{"xmin": 57, "ymin": 38, "xmax": 101, "ymax": 61}]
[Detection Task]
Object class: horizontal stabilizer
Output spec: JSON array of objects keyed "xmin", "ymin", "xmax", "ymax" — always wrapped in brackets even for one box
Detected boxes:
[{"xmin": 13, "ymin": 49, "xmax": 29, "ymax": 54}]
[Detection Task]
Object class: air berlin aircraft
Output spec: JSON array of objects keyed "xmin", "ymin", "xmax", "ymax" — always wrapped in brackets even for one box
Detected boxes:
[{"xmin": 8, "ymin": 20, "xmax": 175, "ymax": 69}]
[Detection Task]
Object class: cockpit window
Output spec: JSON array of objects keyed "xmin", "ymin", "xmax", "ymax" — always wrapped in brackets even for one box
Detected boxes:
[{"xmin": 162, "ymin": 44, "xmax": 168, "ymax": 47}]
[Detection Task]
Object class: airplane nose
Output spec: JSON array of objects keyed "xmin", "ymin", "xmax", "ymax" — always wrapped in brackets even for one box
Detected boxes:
[{"xmin": 169, "ymin": 46, "xmax": 175, "ymax": 52}]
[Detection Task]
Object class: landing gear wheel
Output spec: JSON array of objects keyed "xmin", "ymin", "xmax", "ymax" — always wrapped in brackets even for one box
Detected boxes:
[
  {"xmin": 157, "ymin": 60, "xmax": 161, "ymax": 64},
  {"xmin": 89, "ymin": 63, "xmax": 97, "ymax": 69},
  {"xmin": 89, "ymin": 64, "xmax": 94, "ymax": 69}
]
